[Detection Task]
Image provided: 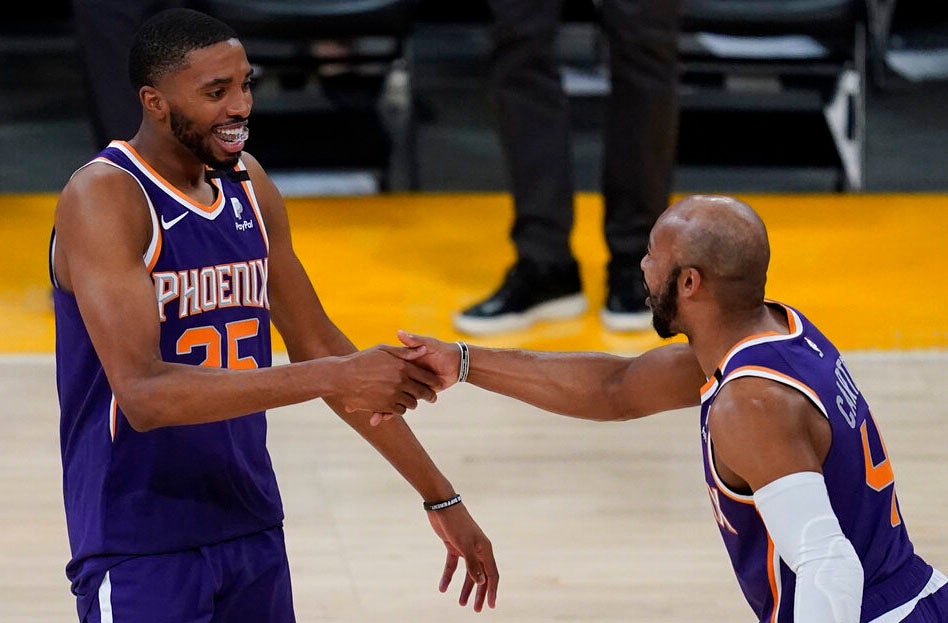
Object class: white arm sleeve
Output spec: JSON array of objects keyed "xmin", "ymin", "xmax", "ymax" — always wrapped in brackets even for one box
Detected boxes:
[{"xmin": 753, "ymin": 471, "xmax": 864, "ymax": 623}]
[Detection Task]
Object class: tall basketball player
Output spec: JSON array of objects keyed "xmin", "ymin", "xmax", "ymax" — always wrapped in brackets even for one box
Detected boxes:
[{"xmin": 50, "ymin": 9, "xmax": 498, "ymax": 622}]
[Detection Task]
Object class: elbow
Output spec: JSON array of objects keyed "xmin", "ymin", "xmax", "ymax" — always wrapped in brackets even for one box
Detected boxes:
[
  {"xmin": 579, "ymin": 402, "xmax": 642, "ymax": 422},
  {"xmin": 106, "ymin": 358, "xmax": 197, "ymax": 432},
  {"xmin": 112, "ymin": 383, "xmax": 170, "ymax": 433},
  {"xmin": 115, "ymin": 397, "xmax": 162, "ymax": 432},
  {"xmin": 600, "ymin": 384, "xmax": 647, "ymax": 422},
  {"xmin": 607, "ymin": 408, "xmax": 646, "ymax": 422},
  {"xmin": 595, "ymin": 366, "xmax": 653, "ymax": 422},
  {"xmin": 124, "ymin": 412, "xmax": 160, "ymax": 433}
]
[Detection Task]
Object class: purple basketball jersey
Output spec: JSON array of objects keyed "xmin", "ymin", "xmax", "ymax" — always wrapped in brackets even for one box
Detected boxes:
[
  {"xmin": 699, "ymin": 301, "xmax": 935, "ymax": 622},
  {"xmin": 52, "ymin": 141, "xmax": 284, "ymax": 600}
]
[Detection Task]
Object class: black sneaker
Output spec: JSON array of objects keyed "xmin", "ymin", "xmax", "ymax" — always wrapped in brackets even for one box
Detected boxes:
[
  {"xmin": 453, "ymin": 259, "xmax": 588, "ymax": 335},
  {"xmin": 600, "ymin": 262, "xmax": 652, "ymax": 332}
]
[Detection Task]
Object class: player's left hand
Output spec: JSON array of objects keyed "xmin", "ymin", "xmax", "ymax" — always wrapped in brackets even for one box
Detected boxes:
[{"xmin": 425, "ymin": 502, "xmax": 499, "ymax": 612}]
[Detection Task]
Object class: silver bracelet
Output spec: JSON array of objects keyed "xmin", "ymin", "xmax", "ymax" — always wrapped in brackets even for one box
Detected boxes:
[{"xmin": 456, "ymin": 341, "xmax": 470, "ymax": 383}]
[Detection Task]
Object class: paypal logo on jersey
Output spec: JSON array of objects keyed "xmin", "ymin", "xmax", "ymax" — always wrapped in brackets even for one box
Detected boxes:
[{"xmin": 232, "ymin": 197, "xmax": 254, "ymax": 232}]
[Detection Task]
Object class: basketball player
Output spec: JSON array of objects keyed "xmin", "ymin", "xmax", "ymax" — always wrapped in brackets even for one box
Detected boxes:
[
  {"xmin": 50, "ymin": 9, "xmax": 497, "ymax": 622},
  {"xmin": 399, "ymin": 195, "xmax": 947, "ymax": 622}
]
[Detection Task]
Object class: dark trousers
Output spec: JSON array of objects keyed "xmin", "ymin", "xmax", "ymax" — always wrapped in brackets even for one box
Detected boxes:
[{"xmin": 486, "ymin": 0, "xmax": 680, "ymax": 271}]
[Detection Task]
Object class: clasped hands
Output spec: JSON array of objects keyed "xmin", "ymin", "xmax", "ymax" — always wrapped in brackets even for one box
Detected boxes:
[{"xmin": 332, "ymin": 330, "xmax": 459, "ymax": 426}]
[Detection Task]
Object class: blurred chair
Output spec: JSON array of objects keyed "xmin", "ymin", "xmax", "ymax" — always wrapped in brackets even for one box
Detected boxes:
[
  {"xmin": 194, "ymin": 0, "xmax": 423, "ymax": 192},
  {"xmin": 677, "ymin": 0, "xmax": 896, "ymax": 191}
]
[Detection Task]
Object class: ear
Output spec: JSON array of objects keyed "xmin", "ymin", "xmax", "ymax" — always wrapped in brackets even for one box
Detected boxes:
[
  {"xmin": 140, "ymin": 86, "xmax": 166, "ymax": 120},
  {"xmin": 678, "ymin": 266, "xmax": 702, "ymax": 298}
]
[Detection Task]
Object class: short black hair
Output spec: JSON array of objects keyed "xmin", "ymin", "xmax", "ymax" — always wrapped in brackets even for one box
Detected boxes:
[{"xmin": 128, "ymin": 8, "xmax": 238, "ymax": 90}]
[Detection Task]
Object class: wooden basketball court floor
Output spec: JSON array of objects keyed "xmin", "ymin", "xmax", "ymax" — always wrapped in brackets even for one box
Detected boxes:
[{"xmin": 1, "ymin": 191, "xmax": 947, "ymax": 622}]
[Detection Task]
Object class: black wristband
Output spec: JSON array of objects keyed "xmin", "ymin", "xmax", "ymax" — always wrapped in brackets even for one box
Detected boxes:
[{"xmin": 423, "ymin": 493, "xmax": 462, "ymax": 512}]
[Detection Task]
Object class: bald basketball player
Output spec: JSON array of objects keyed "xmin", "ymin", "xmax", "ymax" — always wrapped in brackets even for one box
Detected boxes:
[{"xmin": 400, "ymin": 195, "xmax": 948, "ymax": 622}]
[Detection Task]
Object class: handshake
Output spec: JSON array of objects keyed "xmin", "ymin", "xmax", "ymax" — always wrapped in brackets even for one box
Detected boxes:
[{"xmin": 330, "ymin": 330, "xmax": 462, "ymax": 425}]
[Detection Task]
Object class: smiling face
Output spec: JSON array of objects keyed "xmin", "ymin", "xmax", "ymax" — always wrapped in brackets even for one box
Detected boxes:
[{"xmin": 155, "ymin": 39, "xmax": 254, "ymax": 169}]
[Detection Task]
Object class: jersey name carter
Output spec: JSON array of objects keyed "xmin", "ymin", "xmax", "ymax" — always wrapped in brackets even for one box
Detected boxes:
[{"xmin": 700, "ymin": 302, "xmax": 934, "ymax": 623}]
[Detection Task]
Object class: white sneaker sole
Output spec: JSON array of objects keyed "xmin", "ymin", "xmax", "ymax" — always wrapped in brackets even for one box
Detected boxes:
[
  {"xmin": 600, "ymin": 308, "xmax": 652, "ymax": 333},
  {"xmin": 453, "ymin": 293, "xmax": 589, "ymax": 336}
]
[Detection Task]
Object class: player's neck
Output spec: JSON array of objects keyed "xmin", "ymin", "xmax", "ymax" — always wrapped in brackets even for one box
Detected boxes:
[
  {"xmin": 690, "ymin": 304, "xmax": 787, "ymax": 375},
  {"xmin": 128, "ymin": 133, "xmax": 209, "ymax": 193}
]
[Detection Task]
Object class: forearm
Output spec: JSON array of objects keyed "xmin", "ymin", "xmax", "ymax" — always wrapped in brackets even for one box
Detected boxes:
[
  {"xmin": 115, "ymin": 356, "xmax": 350, "ymax": 431},
  {"xmin": 336, "ymin": 409, "xmax": 456, "ymax": 501},
  {"xmin": 464, "ymin": 343, "xmax": 703, "ymax": 421},
  {"xmin": 465, "ymin": 346, "xmax": 638, "ymax": 421},
  {"xmin": 287, "ymin": 324, "xmax": 455, "ymax": 502}
]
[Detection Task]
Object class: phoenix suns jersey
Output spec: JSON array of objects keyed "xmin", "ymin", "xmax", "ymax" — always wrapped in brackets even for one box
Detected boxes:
[
  {"xmin": 700, "ymin": 301, "xmax": 941, "ymax": 622},
  {"xmin": 51, "ymin": 141, "xmax": 283, "ymax": 596}
]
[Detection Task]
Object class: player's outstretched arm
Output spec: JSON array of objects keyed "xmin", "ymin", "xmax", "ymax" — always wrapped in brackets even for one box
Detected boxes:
[{"xmin": 398, "ymin": 331, "xmax": 705, "ymax": 421}]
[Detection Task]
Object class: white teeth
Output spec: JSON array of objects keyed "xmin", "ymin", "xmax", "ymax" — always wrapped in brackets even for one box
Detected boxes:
[{"xmin": 216, "ymin": 125, "xmax": 248, "ymax": 143}]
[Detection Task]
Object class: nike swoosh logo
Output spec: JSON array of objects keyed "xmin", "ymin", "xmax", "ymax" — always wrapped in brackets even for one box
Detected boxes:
[{"xmin": 160, "ymin": 212, "xmax": 188, "ymax": 230}]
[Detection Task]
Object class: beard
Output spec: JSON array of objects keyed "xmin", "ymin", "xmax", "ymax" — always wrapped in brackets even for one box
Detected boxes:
[
  {"xmin": 169, "ymin": 107, "xmax": 239, "ymax": 170},
  {"xmin": 648, "ymin": 265, "xmax": 681, "ymax": 339}
]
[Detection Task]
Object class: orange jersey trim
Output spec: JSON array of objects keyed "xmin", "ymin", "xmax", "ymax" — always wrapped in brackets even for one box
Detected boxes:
[
  {"xmin": 111, "ymin": 141, "xmax": 226, "ymax": 215},
  {"xmin": 725, "ymin": 365, "xmax": 826, "ymax": 417},
  {"xmin": 704, "ymin": 363, "xmax": 827, "ymax": 504},
  {"xmin": 237, "ymin": 167, "xmax": 269, "ymax": 252},
  {"xmin": 713, "ymin": 302, "xmax": 800, "ymax": 375},
  {"xmin": 767, "ymin": 537, "xmax": 781, "ymax": 623}
]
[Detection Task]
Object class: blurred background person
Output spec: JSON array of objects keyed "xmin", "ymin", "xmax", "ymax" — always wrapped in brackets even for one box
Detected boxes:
[
  {"xmin": 454, "ymin": 0, "xmax": 681, "ymax": 336},
  {"xmin": 71, "ymin": 0, "xmax": 189, "ymax": 149}
]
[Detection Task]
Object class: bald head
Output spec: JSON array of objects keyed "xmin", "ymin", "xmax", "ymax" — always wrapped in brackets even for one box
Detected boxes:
[{"xmin": 656, "ymin": 195, "xmax": 770, "ymax": 309}]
